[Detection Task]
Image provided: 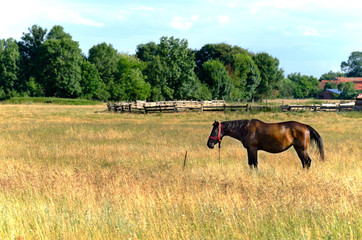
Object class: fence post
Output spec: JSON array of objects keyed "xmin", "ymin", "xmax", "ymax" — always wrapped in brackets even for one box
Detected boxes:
[
  {"xmin": 174, "ymin": 102, "xmax": 177, "ymax": 113},
  {"xmin": 144, "ymin": 103, "xmax": 147, "ymax": 114},
  {"xmin": 201, "ymin": 100, "xmax": 204, "ymax": 112}
]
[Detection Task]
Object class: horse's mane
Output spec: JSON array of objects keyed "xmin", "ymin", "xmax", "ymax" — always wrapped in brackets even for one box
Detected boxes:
[{"xmin": 222, "ymin": 119, "xmax": 252, "ymax": 132}]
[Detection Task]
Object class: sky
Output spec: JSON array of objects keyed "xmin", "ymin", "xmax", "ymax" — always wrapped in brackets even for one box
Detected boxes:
[{"xmin": 1, "ymin": 0, "xmax": 362, "ymax": 78}]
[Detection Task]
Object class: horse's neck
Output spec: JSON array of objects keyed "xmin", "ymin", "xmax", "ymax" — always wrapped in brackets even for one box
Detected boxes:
[{"xmin": 223, "ymin": 120, "xmax": 248, "ymax": 140}]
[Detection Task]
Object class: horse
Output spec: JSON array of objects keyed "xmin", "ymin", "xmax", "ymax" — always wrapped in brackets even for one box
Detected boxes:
[{"xmin": 207, "ymin": 119, "xmax": 324, "ymax": 169}]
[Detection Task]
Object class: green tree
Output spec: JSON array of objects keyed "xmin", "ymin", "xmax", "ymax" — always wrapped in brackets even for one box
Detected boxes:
[
  {"xmin": 338, "ymin": 82, "xmax": 357, "ymax": 99},
  {"xmin": 38, "ymin": 27, "xmax": 82, "ymax": 97},
  {"xmin": 123, "ymin": 69, "xmax": 151, "ymax": 101},
  {"xmin": 341, "ymin": 51, "xmax": 362, "ymax": 77},
  {"xmin": 287, "ymin": 73, "xmax": 319, "ymax": 98},
  {"xmin": 201, "ymin": 59, "xmax": 232, "ymax": 99},
  {"xmin": 195, "ymin": 44, "xmax": 261, "ymax": 100},
  {"xmin": 195, "ymin": 43, "xmax": 229, "ymax": 72},
  {"xmin": 80, "ymin": 59, "xmax": 109, "ymax": 101},
  {"xmin": 26, "ymin": 77, "xmax": 44, "ymax": 97},
  {"xmin": 159, "ymin": 36, "xmax": 199, "ymax": 100},
  {"xmin": 0, "ymin": 38, "xmax": 20, "ymax": 98},
  {"xmin": 319, "ymin": 70, "xmax": 346, "ymax": 80},
  {"xmin": 137, "ymin": 36, "xmax": 199, "ymax": 100},
  {"xmin": 46, "ymin": 25, "xmax": 72, "ymax": 40},
  {"xmin": 88, "ymin": 43, "xmax": 120, "ymax": 99},
  {"xmin": 252, "ymin": 52, "xmax": 284, "ymax": 99},
  {"xmin": 192, "ymin": 82, "xmax": 212, "ymax": 100},
  {"xmin": 116, "ymin": 54, "xmax": 150, "ymax": 101},
  {"xmin": 117, "ymin": 54, "xmax": 146, "ymax": 76},
  {"xmin": 195, "ymin": 43, "xmax": 249, "ymax": 74},
  {"xmin": 88, "ymin": 43, "xmax": 119, "ymax": 85},
  {"xmin": 323, "ymin": 82, "xmax": 338, "ymax": 90},
  {"xmin": 136, "ymin": 42, "xmax": 158, "ymax": 62},
  {"xmin": 277, "ymin": 78, "xmax": 295, "ymax": 98},
  {"xmin": 17, "ymin": 25, "xmax": 47, "ymax": 91},
  {"xmin": 144, "ymin": 55, "xmax": 173, "ymax": 100},
  {"xmin": 231, "ymin": 53, "xmax": 261, "ymax": 100}
]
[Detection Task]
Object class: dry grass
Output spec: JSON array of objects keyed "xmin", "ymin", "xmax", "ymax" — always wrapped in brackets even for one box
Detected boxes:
[{"xmin": 0, "ymin": 104, "xmax": 360, "ymax": 239}]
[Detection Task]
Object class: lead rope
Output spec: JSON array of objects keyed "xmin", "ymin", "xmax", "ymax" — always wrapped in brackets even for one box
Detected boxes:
[
  {"xmin": 218, "ymin": 141, "xmax": 221, "ymax": 164},
  {"xmin": 218, "ymin": 122, "xmax": 222, "ymax": 164}
]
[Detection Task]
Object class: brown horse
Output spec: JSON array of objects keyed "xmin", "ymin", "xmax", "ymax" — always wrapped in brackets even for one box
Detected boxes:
[{"xmin": 207, "ymin": 119, "xmax": 324, "ymax": 169}]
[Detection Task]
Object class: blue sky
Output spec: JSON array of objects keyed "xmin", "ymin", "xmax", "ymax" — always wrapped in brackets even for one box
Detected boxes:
[{"xmin": 1, "ymin": 0, "xmax": 361, "ymax": 78}]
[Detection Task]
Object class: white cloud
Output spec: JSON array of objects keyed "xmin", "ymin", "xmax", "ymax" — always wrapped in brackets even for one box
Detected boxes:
[
  {"xmin": 118, "ymin": 10, "xmax": 131, "ymax": 20},
  {"xmin": 117, "ymin": 5, "xmax": 164, "ymax": 22},
  {"xmin": 170, "ymin": 15, "xmax": 200, "ymax": 30},
  {"xmin": 208, "ymin": 0, "xmax": 240, "ymax": 8},
  {"xmin": 0, "ymin": 0, "xmax": 40, "ymax": 38},
  {"xmin": 0, "ymin": 0, "xmax": 104, "ymax": 39},
  {"xmin": 191, "ymin": 15, "xmax": 200, "ymax": 21},
  {"xmin": 217, "ymin": 15, "xmax": 230, "ymax": 25},
  {"xmin": 170, "ymin": 16, "xmax": 193, "ymax": 30},
  {"xmin": 129, "ymin": 6, "xmax": 156, "ymax": 11},
  {"xmin": 46, "ymin": 7, "xmax": 104, "ymax": 27},
  {"xmin": 302, "ymin": 27, "xmax": 321, "ymax": 37},
  {"xmin": 248, "ymin": 0, "xmax": 362, "ymax": 13}
]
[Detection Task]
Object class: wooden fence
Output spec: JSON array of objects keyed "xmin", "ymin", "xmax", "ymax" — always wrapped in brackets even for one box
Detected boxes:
[
  {"xmin": 280, "ymin": 104, "xmax": 355, "ymax": 112},
  {"xmin": 107, "ymin": 100, "xmax": 249, "ymax": 113},
  {"xmin": 107, "ymin": 100, "xmax": 358, "ymax": 113}
]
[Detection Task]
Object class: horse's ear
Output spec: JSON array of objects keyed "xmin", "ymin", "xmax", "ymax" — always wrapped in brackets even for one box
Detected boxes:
[{"xmin": 213, "ymin": 120, "xmax": 219, "ymax": 126}]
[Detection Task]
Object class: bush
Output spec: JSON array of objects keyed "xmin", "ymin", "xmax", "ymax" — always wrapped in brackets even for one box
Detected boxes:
[{"xmin": 2, "ymin": 97, "xmax": 102, "ymax": 105}]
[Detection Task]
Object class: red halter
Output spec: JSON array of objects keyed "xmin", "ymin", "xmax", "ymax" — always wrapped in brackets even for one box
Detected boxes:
[{"xmin": 209, "ymin": 122, "xmax": 222, "ymax": 142}]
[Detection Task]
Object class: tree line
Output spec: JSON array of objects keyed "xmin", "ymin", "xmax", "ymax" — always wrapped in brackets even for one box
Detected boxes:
[{"xmin": 0, "ymin": 25, "xmax": 360, "ymax": 101}]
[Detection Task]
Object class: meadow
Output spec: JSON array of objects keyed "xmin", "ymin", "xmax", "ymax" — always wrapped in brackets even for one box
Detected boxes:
[{"xmin": 0, "ymin": 104, "xmax": 360, "ymax": 239}]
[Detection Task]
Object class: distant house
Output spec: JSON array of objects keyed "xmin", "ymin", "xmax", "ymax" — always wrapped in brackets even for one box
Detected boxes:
[
  {"xmin": 318, "ymin": 89, "xmax": 342, "ymax": 99},
  {"xmin": 319, "ymin": 77, "xmax": 362, "ymax": 90},
  {"xmin": 356, "ymin": 93, "xmax": 362, "ymax": 107}
]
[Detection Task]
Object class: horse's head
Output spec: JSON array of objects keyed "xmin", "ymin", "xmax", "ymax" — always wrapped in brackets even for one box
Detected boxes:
[{"xmin": 207, "ymin": 121, "xmax": 223, "ymax": 149}]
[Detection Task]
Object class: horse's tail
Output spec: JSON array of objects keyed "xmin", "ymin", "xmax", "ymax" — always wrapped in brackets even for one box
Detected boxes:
[{"xmin": 307, "ymin": 125, "xmax": 325, "ymax": 161}]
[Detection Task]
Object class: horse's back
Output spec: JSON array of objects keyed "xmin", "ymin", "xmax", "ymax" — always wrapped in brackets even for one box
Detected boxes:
[
  {"xmin": 248, "ymin": 119, "xmax": 310, "ymax": 152},
  {"xmin": 250, "ymin": 119, "xmax": 307, "ymax": 131}
]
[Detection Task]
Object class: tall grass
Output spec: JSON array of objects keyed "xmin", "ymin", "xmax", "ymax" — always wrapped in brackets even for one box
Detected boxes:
[{"xmin": 0, "ymin": 105, "xmax": 360, "ymax": 239}]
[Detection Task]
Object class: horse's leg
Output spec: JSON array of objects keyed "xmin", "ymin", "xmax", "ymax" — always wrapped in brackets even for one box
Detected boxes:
[
  {"xmin": 306, "ymin": 155, "xmax": 311, "ymax": 168},
  {"xmin": 247, "ymin": 148, "xmax": 258, "ymax": 169},
  {"xmin": 294, "ymin": 146, "xmax": 311, "ymax": 169}
]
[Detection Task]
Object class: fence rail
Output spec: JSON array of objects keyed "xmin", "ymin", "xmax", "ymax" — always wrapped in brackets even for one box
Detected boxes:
[
  {"xmin": 280, "ymin": 104, "xmax": 355, "ymax": 112},
  {"xmin": 107, "ymin": 100, "xmax": 359, "ymax": 113}
]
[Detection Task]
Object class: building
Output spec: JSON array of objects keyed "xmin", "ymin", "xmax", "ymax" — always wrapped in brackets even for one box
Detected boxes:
[
  {"xmin": 319, "ymin": 77, "xmax": 362, "ymax": 90},
  {"xmin": 318, "ymin": 89, "xmax": 342, "ymax": 99},
  {"xmin": 356, "ymin": 93, "xmax": 362, "ymax": 106}
]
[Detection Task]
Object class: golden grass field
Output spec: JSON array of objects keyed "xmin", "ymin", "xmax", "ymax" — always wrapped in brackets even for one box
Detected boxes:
[{"xmin": 0, "ymin": 104, "xmax": 360, "ymax": 239}]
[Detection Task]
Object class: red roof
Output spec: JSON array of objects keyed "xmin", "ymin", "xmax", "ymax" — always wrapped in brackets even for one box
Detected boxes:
[{"xmin": 319, "ymin": 77, "xmax": 362, "ymax": 90}]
